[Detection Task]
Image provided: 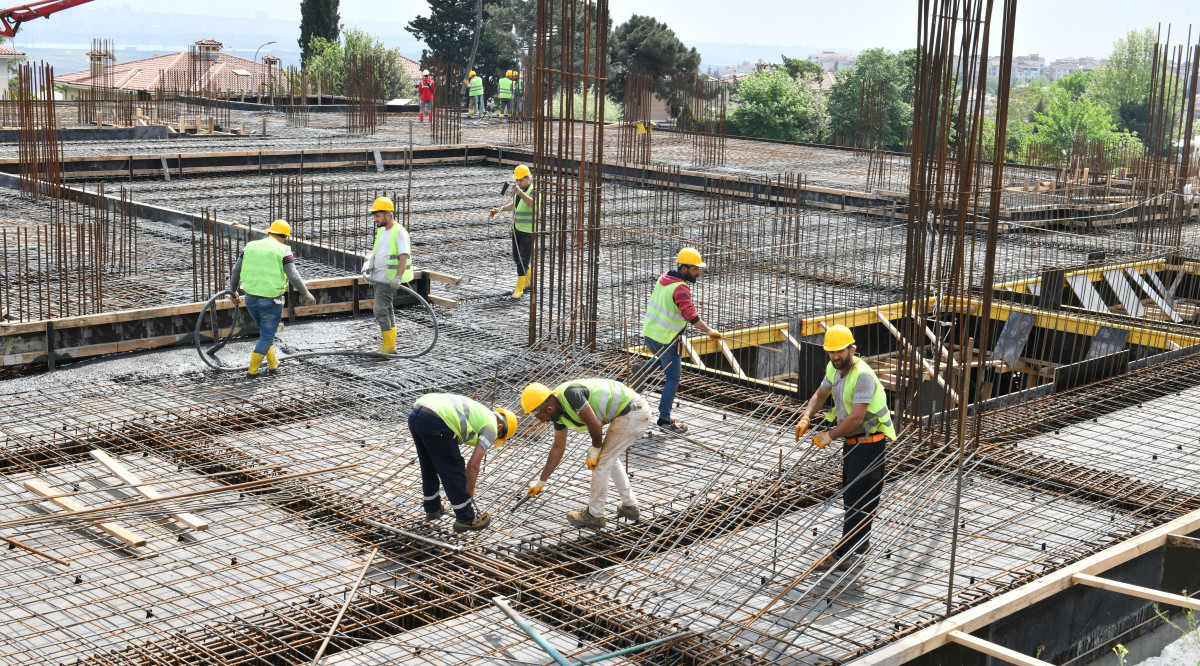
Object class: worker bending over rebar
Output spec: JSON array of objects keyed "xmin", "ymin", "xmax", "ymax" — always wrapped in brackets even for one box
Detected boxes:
[{"xmin": 362, "ymin": 196, "xmax": 412, "ymax": 355}]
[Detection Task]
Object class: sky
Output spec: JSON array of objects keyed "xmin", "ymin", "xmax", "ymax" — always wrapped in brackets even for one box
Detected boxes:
[{"xmin": 55, "ymin": 0, "xmax": 1200, "ymax": 62}]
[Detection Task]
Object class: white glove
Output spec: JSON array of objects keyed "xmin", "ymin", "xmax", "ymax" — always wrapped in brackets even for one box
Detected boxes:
[
  {"xmin": 528, "ymin": 478, "xmax": 546, "ymax": 498},
  {"xmin": 585, "ymin": 446, "xmax": 602, "ymax": 469},
  {"xmin": 303, "ymin": 291, "xmax": 317, "ymax": 306}
]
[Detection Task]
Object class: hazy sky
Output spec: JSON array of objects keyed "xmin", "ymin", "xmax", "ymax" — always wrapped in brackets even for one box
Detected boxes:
[{"xmin": 103, "ymin": 0, "xmax": 1200, "ymax": 60}]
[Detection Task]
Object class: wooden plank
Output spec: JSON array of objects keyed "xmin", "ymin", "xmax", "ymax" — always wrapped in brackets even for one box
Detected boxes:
[
  {"xmin": 89, "ymin": 450, "xmax": 208, "ymax": 531},
  {"xmin": 716, "ymin": 338, "xmax": 747, "ymax": 378},
  {"xmin": 1066, "ymin": 274, "xmax": 1110, "ymax": 313},
  {"xmin": 1167, "ymin": 534, "xmax": 1200, "ymax": 551},
  {"xmin": 1073, "ymin": 573, "xmax": 1200, "ymax": 609},
  {"xmin": 780, "ymin": 328, "xmax": 804, "ymax": 352},
  {"xmin": 875, "ymin": 311, "xmax": 959, "ymax": 404},
  {"xmin": 1144, "ymin": 268, "xmax": 1176, "ymax": 309},
  {"xmin": 680, "ymin": 337, "xmax": 706, "ymax": 369},
  {"xmin": 1102, "ymin": 269, "xmax": 1145, "ymax": 317},
  {"xmin": 947, "ymin": 631, "xmax": 1054, "ymax": 666},
  {"xmin": 426, "ymin": 295, "xmax": 457, "ymax": 308},
  {"xmin": 1126, "ymin": 268, "xmax": 1181, "ymax": 323},
  {"xmin": 424, "ymin": 271, "xmax": 463, "ymax": 286},
  {"xmin": 22, "ymin": 478, "xmax": 147, "ymax": 548}
]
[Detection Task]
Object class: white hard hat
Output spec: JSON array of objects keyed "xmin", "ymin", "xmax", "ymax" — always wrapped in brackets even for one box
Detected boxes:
[{"xmin": 422, "ymin": 69, "xmax": 430, "ymax": 76}]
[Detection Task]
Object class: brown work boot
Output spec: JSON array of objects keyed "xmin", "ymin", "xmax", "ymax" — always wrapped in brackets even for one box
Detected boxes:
[
  {"xmin": 425, "ymin": 499, "xmax": 451, "ymax": 521},
  {"xmin": 453, "ymin": 513, "xmax": 492, "ymax": 533},
  {"xmin": 616, "ymin": 501, "xmax": 641, "ymax": 522},
  {"xmin": 812, "ymin": 551, "xmax": 853, "ymax": 573},
  {"xmin": 566, "ymin": 508, "xmax": 606, "ymax": 529}
]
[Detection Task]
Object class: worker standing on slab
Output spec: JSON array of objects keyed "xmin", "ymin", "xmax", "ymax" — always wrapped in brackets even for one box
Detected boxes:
[
  {"xmin": 468, "ymin": 70, "xmax": 484, "ymax": 116},
  {"xmin": 639, "ymin": 247, "xmax": 723, "ymax": 435},
  {"xmin": 362, "ymin": 196, "xmax": 412, "ymax": 355},
  {"xmin": 409, "ymin": 393, "xmax": 518, "ymax": 533},
  {"xmin": 490, "ymin": 164, "xmax": 537, "ymax": 298},
  {"xmin": 417, "ymin": 69, "xmax": 434, "ymax": 122},
  {"xmin": 226, "ymin": 219, "xmax": 317, "ymax": 376},
  {"xmin": 520, "ymin": 378, "xmax": 653, "ymax": 529},
  {"xmin": 795, "ymin": 324, "xmax": 896, "ymax": 572},
  {"xmin": 497, "ymin": 70, "xmax": 513, "ymax": 118},
  {"xmin": 512, "ymin": 71, "xmax": 523, "ymax": 117}
]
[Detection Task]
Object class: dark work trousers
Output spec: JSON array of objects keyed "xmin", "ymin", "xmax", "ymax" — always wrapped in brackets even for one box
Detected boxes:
[
  {"xmin": 511, "ymin": 227, "xmax": 532, "ymax": 275},
  {"xmin": 837, "ymin": 438, "xmax": 886, "ymax": 557},
  {"xmin": 407, "ymin": 408, "xmax": 476, "ymax": 522}
]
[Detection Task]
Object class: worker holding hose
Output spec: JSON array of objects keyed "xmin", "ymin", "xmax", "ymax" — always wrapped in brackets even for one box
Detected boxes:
[
  {"xmin": 363, "ymin": 196, "xmax": 412, "ymax": 355},
  {"xmin": 226, "ymin": 219, "xmax": 317, "ymax": 376},
  {"xmin": 490, "ymin": 164, "xmax": 537, "ymax": 299},
  {"xmin": 409, "ymin": 393, "xmax": 519, "ymax": 533},
  {"xmin": 795, "ymin": 324, "xmax": 896, "ymax": 573}
]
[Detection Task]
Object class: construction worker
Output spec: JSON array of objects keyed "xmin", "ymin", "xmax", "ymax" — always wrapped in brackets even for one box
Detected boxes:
[
  {"xmin": 512, "ymin": 71, "xmax": 523, "ymax": 117},
  {"xmin": 226, "ymin": 220, "xmax": 317, "ymax": 376},
  {"xmin": 417, "ymin": 69, "xmax": 434, "ymax": 122},
  {"xmin": 362, "ymin": 196, "xmax": 412, "ymax": 355},
  {"xmin": 520, "ymin": 378, "xmax": 653, "ymax": 529},
  {"xmin": 639, "ymin": 247, "xmax": 723, "ymax": 434},
  {"xmin": 795, "ymin": 324, "xmax": 897, "ymax": 572},
  {"xmin": 409, "ymin": 393, "xmax": 518, "ymax": 533},
  {"xmin": 490, "ymin": 164, "xmax": 537, "ymax": 298},
  {"xmin": 468, "ymin": 70, "xmax": 484, "ymax": 116},
  {"xmin": 497, "ymin": 70, "xmax": 513, "ymax": 118}
]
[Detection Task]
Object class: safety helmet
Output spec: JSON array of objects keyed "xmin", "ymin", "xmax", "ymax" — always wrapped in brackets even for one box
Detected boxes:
[
  {"xmin": 370, "ymin": 196, "xmax": 395, "ymax": 213},
  {"xmin": 520, "ymin": 382, "xmax": 553, "ymax": 414},
  {"xmin": 676, "ymin": 247, "xmax": 706, "ymax": 267},
  {"xmin": 469, "ymin": 70, "xmax": 476, "ymax": 78},
  {"xmin": 823, "ymin": 324, "xmax": 856, "ymax": 351},
  {"xmin": 513, "ymin": 164, "xmax": 531, "ymax": 180},
  {"xmin": 422, "ymin": 69, "xmax": 430, "ymax": 76},
  {"xmin": 505, "ymin": 69, "xmax": 512, "ymax": 77},
  {"xmin": 494, "ymin": 408, "xmax": 518, "ymax": 447},
  {"xmin": 267, "ymin": 219, "xmax": 291, "ymax": 237}
]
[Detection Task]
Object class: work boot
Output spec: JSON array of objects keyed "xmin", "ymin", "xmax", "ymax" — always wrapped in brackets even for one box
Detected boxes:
[
  {"xmin": 511, "ymin": 274, "xmax": 527, "ymax": 299},
  {"xmin": 616, "ymin": 501, "xmax": 641, "ymax": 523},
  {"xmin": 657, "ymin": 418, "xmax": 688, "ymax": 435},
  {"xmin": 419, "ymin": 113, "xmax": 424, "ymax": 122},
  {"xmin": 376, "ymin": 327, "xmax": 398, "ymax": 354},
  {"xmin": 425, "ymin": 499, "xmax": 451, "ymax": 521},
  {"xmin": 453, "ymin": 512, "xmax": 492, "ymax": 533},
  {"xmin": 247, "ymin": 352, "xmax": 266, "ymax": 376},
  {"xmin": 812, "ymin": 551, "xmax": 853, "ymax": 573},
  {"xmin": 566, "ymin": 508, "xmax": 606, "ymax": 529},
  {"xmin": 265, "ymin": 346, "xmax": 279, "ymax": 371},
  {"xmin": 853, "ymin": 540, "xmax": 870, "ymax": 556}
]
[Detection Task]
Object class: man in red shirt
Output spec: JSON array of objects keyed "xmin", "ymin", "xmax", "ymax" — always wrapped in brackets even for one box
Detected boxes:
[{"xmin": 418, "ymin": 70, "xmax": 435, "ymax": 122}]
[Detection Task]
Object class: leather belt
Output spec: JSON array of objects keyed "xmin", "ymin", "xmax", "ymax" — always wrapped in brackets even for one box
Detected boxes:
[
  {"xmin": 416, "ymin": 405, "xmax": 437, "ymax": 416},
  {"xmin": 845, "ymin": 432, "xmax": 886, "ymax": 445}
]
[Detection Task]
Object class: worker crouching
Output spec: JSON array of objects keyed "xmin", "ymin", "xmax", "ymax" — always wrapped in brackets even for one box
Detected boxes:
[
  {"xmin": 521, "ymin": 378, "xmax": 652, "ymax": 529},
  {"xmin": 363, "ymin": 197, "xmax": 412, "ymax": 355},
  {"xmin": 408, "ymin": 393, "xmax": 518, "ymax": 533}
]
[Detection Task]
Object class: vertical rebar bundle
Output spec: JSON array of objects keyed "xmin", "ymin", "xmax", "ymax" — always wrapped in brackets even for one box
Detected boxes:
[
  {"xmin": 283, "ymin": 66, "xmax": 310, "ymax": 127},
  {"xmin": 267, "ymin": 174, "xmax": 404, "ymax": 270},
  {"xmin": 429, "ymin": 59, "xmax": 462, "ymax": 145},
  {"xmin": 16, "ymin": 61, "xmax": 62, "ymax": 202},
  {"xmin": 506, "ymin": 52, "xmax": 534, "ymax": 146},
  {"xmin": 615, "ymin": 73, "xmax": 652, "ymax": 164},
  {"xmin": 345, "ymin": 52, "xmax": 383, "ymax": 135},
  {"xmin": 673, "ymin": 71, "xmax": 727, "ymax": 167}
]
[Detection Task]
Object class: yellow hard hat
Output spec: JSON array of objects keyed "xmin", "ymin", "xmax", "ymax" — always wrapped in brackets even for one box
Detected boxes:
[
  {"xmin": 505, "ymin": 69, "xmax": 512, "ymax": 77},
  {"xmin": 469, "ymin": 70, "xmax": 476, "ymax": 78},
  {"xmin": 513, "ymin": 164, "xmax": 531, "ymax": 180},
  {"xmin": 267, "ymin": 219, "xmax": 291, "ymax": 237},
  {"xmin": 370, "ymin": 196, "xmax": 394, "ymax": 213},
  {"xmin": 823, "ymin": 324, "xmax": 856, "ymax": 351},
  {"xmin": 494, "ymin": 408, "xmax": 518, "ymax": 447},
  {"xmin": 520, "ymin": 382, "xmax": 552, "ymax": 414},
  {"xmin": 676, "ymin": 247, "xmax": 706, "ymax": 267}
]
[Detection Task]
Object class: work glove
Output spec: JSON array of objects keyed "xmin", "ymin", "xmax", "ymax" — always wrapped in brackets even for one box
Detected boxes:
[
  {"xmin": 527, "ymin": 478, "xmax": 546, "ymax": 498},
  {"xmin": 489, "ymin": 209, "xmax": 499, "ymax": 218},
  {"xmin": 794, "ymin": 416, "xmax": 810, "ymax": 441},
  {"xmin": 585, "ymin": 446, "xmax": 602, "ymax": 470},
  {"xmin": 708, "ymin": 330, "xmax": 723, "ymax": 340},
  {"xmin": 228, "ymin": 292, "xmax": 240, "ymax": 304},
  {"xmin": 303, "ymin": 291, "xmax": 317, "ymax": 306},
  {"xmin": 813, "ymin": 431, "xmax": 832, "ymax": 449}
]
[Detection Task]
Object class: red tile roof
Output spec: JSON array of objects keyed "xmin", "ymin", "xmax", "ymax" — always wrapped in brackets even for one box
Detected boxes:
[
  {"xmin": 397, "ymin": 53, "xmax": 420, "ymax": 82},
  {"xmin": 0, "ymin": 45, "xmax": 26, "ymax": 56},
  {"xmin": 57, "ymin": 50, "xmax": 284, "ymax": 92}
]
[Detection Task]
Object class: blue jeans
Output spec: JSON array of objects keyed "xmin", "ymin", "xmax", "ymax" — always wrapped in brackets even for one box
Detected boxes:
[
  {"xmin": 243, "ymin": 294, "xmax": 282, "ymax": 355},
  {"xmin": 407, "ymin": 408, "xmax": 476, "ymax": 522},
  {"xmin": 642, "ymin": 336, "xmax": 681, "ymax": 423}
]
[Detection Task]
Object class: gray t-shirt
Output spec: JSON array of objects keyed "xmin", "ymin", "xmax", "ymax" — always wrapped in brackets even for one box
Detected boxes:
[{"xmin": 819, "ymin": 359, "xmax": 877, "ymax": 436}]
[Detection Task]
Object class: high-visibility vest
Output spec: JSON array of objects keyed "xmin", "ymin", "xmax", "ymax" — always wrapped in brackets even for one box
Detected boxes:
[
  {"xmin": 514, "ymin": 79, "xmax": 524, "ymax": 95},
  {"xmin": 553, "ymin": 378, "xmax": 636, "ymax": 432},
  {"xmin": 415, "ymin": 393, "xmax": 497, "ymax": 447},
  {"xmin": 373, "ymin": 225, "xmax": 413, "ymax": 283},
  {"xmin": 823, "ymin": 358, "xmax": 897, "ymax": 441},
  {"xmin": 418, "ymin": 78, "xmax": 434, "ymax": 101},
  {"xmin": 497, "ymin": 77, "xmax": 513, "ymax": 99},
  {"xmin": 513, "ymin": 184, "xmax": 536, "ymax": 233},
  {"xmin": 469, "ymin": 76, "xmax": 483, "ymax": 97},
  {"xmin": 641, "ymin": 279, "xmax": 687, "ymax": 344},
  {"xmin": 240, "ymin": 238, "xmax": 290, "ymax": 298}
]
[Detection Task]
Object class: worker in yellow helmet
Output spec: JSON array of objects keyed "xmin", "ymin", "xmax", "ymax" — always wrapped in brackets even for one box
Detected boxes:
[
  {"xmin": 490, "ymin": 164, "xmax": 538, "ymax": 298},
  {"xmin": 795, "ymin": 324, "xmax": 897, "ymax": 573},
  {"xmin": 519, "ymin": 378, "xmax": 652, "ymax": 529},
  {"xmin": 467, "ymin": 69, "xmax": 484, "ymax": 116},
  {"xmin": 408, "ymin": 393, "xmax": 518, "ymax": 532},
  {"xmin": 362, "ymin": 196, "xmax": 413, "ymax": 354},
  {"xmin": 497, "ymin": 70, "xmax": 514, "ymax": 118},
  {"xmin": 226, "ymin": 219, "xmax": 317, "ymax": 376}
]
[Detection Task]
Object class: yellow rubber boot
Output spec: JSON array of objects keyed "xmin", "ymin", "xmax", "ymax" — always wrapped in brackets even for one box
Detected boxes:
[
  {"xmin": 511, "ymin": 274, "xmax": 527, "ymax": 299},
  {"xmin": 377, "ymin": 327, "xmax": 398, "ymax": 354},
  {"xmin": 248, "ymin": 352, "xmax": 265, "ymax": 376},
  {"xmin": 266, "ymin": 346, "xmax": 279, "ymax": 370}
]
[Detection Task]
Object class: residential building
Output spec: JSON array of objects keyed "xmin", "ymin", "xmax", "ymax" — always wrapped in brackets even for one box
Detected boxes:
[
  {"xmin": 0, "ymin": 45, "xmax": 26, "ymax": 97},
  {"xmin": 807, "ymin": 51, "xmax": 856, "ymax": 72}
]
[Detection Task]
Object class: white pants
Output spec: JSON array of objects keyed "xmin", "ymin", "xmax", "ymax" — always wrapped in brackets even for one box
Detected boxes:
[{"xmin": 588, "ymin": 398, "xmax": 653, "ymax": 517}]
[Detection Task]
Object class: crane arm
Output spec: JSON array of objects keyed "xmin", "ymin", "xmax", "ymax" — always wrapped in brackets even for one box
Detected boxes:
[{"xmin": 0, "ymin": 0, "xmax": 95, "ymax": 38}]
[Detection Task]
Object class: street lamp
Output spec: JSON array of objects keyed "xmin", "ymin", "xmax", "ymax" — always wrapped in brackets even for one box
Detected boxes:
[{"xmin": 253, "ymin": 41, "xmax": 276, "ymax": 101}]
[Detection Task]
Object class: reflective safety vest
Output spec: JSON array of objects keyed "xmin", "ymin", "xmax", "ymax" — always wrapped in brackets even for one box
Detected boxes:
[
  {"xmin": 514, "ymin": 79, "xmax": 524, "ymax": 95},
  {"xmin": 469, "ymin": 76, "xmax": 483, "ymax": 97},
  {"xmin": 823, "ymin": 358, "xmax": 897, "ymax": 441},
  {"xmin": 641, "ymin": 279, "xmax": 688, "ymax": 344},
  {"xmin": 372, "ymin": 225, "xmax": 413, "ymax": 283},
  {"xmin": 513, "ymin": 184, "xmax": 536, "ymax": 233},
  {"xmin": 418, "ymin": 77, "xmax": 434, "ymax": 101},
  {"xmin": 553, "ymin": 378, "xmax": 636, "ymax": 432},
  {"xmin": 240, "ymin": 237, "xmax": 290, "ymax": 298},
  {"xmin": 497, "ymin": 77, "xmax": 513, "ymax": 99},
  {"xmin": 415, "ymin": 393, "xmax": 497, "ymax": 447}
]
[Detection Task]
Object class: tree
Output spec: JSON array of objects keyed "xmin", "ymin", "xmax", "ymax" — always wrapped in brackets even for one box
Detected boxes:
[
  {"xmin": 825, "ymin": 48, "xmax": 914, "ymax": 150},
  {"xmin": 1054, "ymin": 71, "xmax": 1090, "ymax": 102},
  {"xmin": 1031, "ymin": 83, "xmax": 1118, "ymax": 159},
  {"xmin": 1089, "ymin": 28, "xmax": 1157, "ymax": 132},
  {"xmin": 730, "ymin": 68, "xmax": 827, "ymax": 142},
  {"xmin": 305, "ymin": 27, "xmax": 413, "ymax": 99},
  {"xmin": 299, "ymin": 0, "xmax": 340, "ymax": 68},
  {"xmin": 780, "ymin": 55, "xmax": 823, "ymax": 85},
  {"xmin": 607, "ymin": 15, "xmax": 700, "ymax": 102},
  {"xmin": 407, "ymin": 0, "xmax": 514, "ymax": 88}
]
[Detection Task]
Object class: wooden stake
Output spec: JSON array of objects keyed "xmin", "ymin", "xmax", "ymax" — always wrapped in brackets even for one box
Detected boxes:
[{"xmin": 22, "ymin": 478, "xmax": 147, "ymax": 548}]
